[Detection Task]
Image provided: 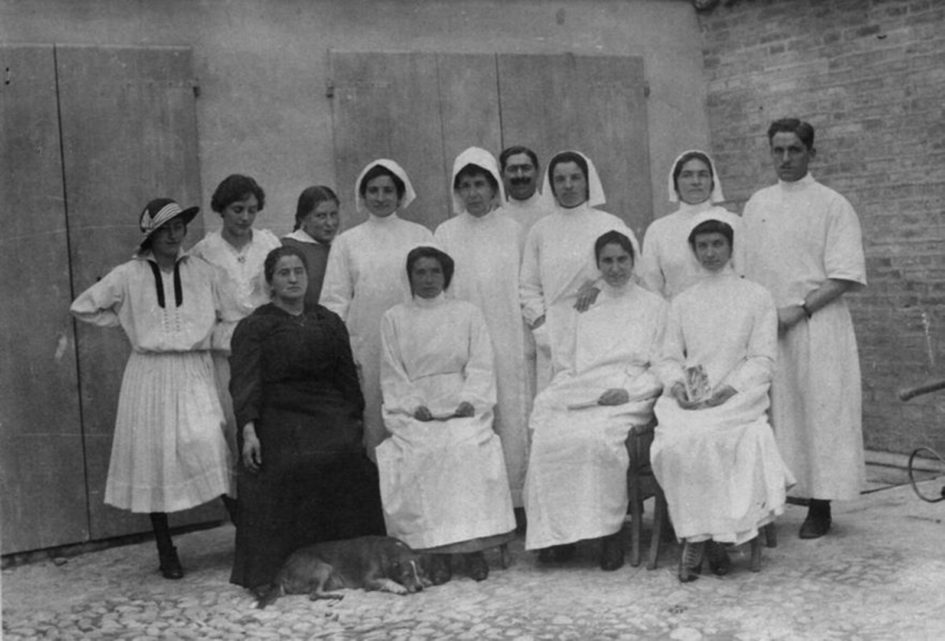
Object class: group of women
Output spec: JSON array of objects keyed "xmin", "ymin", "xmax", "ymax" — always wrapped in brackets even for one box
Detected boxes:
[{"xmin": 71, "ymin": 144, "xmax": 795, "ymax": 592}]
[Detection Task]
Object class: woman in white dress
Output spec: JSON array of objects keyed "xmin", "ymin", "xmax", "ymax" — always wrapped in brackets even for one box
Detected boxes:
[
  {"xmin": 520, "ymin": 150, "xmax": 636, "ymax": 390},
  {"xmin": 377, "ymin": 246, "xmax": 516, "ymax": 584},
  {"xmin": 71, "ymin": 198, "xmax": 234, "ymax": 579},
  {"xmin": 190, "ymin": 174, "xmax": 281, "ymax": 512},
  {"xmin": 434, "ymin": 147, "xmax": 529, "ymax": 508},
  {"xmin": 320, "ymin": 160, "xmax": 433, "ymax": 459},
  {"xmin": 638, "ymin": 150, "xmax": 741, "ymax": 299},
  {"xmin": 651, "ymin": 214, "xmax": 795, "ymax": 582},
  {"xmin": 524, "ymin": 231, "xmax": 666, "ymax": 570}
]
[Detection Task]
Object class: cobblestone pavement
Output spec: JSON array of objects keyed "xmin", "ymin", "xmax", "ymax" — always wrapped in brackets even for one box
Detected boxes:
[{"xmin": 3, "ymin": 478, "xmax": 945, "ymax": 640}]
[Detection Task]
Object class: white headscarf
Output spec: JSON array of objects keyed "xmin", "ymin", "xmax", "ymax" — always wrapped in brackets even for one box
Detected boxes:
[
  {"xmin": 354, "ymin": 159, "xmax": 418, "ymax": 215},
  {"xmin": 667, "ymin": 149, "xmax": 725, "ymax": 204},
  {"xmin": 450, "ymin": 147, "xmax": 506, "ymax": 215},
  {"xmin": 541, "ymin": 150, "xmax": 606, "ymax": 210}
]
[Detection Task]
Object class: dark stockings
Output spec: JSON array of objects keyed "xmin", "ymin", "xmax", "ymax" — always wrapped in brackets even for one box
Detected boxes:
[{"xmin": 150, "ymin": 512, "xmax": 183, "ymax": 579}]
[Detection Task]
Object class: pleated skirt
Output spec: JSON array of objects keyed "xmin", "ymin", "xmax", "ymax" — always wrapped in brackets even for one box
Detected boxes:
[{"xmin": 104, "ymin": 351, "xmax": 233, "ymax": 513}]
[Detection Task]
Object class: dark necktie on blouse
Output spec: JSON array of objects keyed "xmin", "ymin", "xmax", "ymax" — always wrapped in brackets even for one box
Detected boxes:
[{"xmin": 147, "ymin": 260, "xmax": 183, "ymax": 308}]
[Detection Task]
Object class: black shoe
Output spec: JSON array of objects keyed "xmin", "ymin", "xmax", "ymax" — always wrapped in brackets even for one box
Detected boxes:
[
  {"xmin": 553, "ymin": 543, "xmax": 576, "ymax": 562},
  {"xmin": 678, "ymin": 541, "xmax": 704, "ymax": 583},
  {"xmin": 158, "ymin": 546, "xmax": 184, "ymax": 580},
  {"xmin": 537, "ymin": 548, "xmax": 555, "ymax": 564},
  {"xmin": 465, "ymin": 552, "xmax": 489, "ymax": 581},
  {"xmin": 705, "ymin": 541, "xmax": 731, "ymax": 576},
  {"xmin": 799, "ymin": 515, "xmax": 831, "ymax": 539},
  {"xmin": 599, "ymin": 533, "xmax": 625, "ymax": 572}
]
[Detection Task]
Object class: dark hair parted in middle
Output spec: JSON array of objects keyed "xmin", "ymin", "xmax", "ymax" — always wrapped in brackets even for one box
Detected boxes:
[
  {"xmin": 358, "ymin": 164, "xmax": 406, "ymax": 200},
  {"xmin": 452, "ymin": 163, "xmax": 499, "ymax": 193},
  {"xmin": 263, "ymin": 245, "xmax": 310, "ymax": 285},
  {"xmin": 211, "ymin": 174, "xmax": 266, "ymax": 213},
  {"xmin": 688, "ymin": 219, "xmax": 734, "ymax": 251},
  {"xmin": 547, "ymin": 151, "xmax": 589, "ymax": 200},
  {"xmin": 766, "ymin": 118, "xmax": 815, "ymax": 150},
  {"xmin": 594, "ymin": 230, "xmax": 636, "ymax": 265},
  {"xmin": 498, "ymin": 145, "xmax": 539, "ymax": 172},
  {"xmin": 293, "ymin": 185, "xmax": 339, "ymax": 231},
  {"xmin": 406, "ymin": 246, "xmax": 455, "ymax": 292}
]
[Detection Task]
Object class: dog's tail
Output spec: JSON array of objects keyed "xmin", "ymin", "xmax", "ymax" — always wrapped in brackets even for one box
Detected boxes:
[{"xmin": 255, "ymin": 582, "xmax": 284, "ymax": 609}]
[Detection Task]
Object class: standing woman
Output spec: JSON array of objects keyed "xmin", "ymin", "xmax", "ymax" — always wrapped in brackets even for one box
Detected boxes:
[
  {"xmin": 434, "ymin": 147, "xmax": 529, "ymax": 508},
  {"xmin": 378, "ymin": 246, "xmax": 516, "ymax": 583},
  {"xmin": 320, "ymin": 159, "xmax": 433, "ymax": 459},
  {"xmin": 520, "ymin": 150, "xmax": 636, "ymax": 389},
  {"xmin": 190, "ymin": 174, "xmax": 281, "ymax": 503},
  {"xmin": 229, "ymin": 246, "xmax": 385, "ymax": 595},
  {"xmin": 70, "ymin": 198, "xmax": 234, "ymax": 579},
  {"xmin": 281, "ymin": 185, "xmax": 340, "ymax": 308},
  {"xmin": 638, "ymin": 150, "xmax": 741, "ymax": 299}
]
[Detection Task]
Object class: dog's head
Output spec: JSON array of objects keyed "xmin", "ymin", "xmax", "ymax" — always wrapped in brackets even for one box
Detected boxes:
[{"xmin": 385, "ymin": 542, "xmax": 433, "ymax": 593}]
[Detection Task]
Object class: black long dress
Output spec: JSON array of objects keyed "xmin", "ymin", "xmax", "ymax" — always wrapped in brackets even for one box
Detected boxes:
[{"xmin": 229, "ymin": 302, "xmax": 385, "ymax": 589}]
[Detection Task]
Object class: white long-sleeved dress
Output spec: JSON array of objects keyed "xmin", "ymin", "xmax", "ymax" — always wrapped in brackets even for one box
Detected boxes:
[
  {"xmin": 737, "ymin": 174, "xmax": 867, "ymax": 500},
  {"xmin": 651, "ymin": 268, "xmax": 795, "ymax": 544},
  {"xmin": 524, "ymin": 282, "xmax": 666, "ymax": 550},
  {"xmin": 319, "ymin": 213, "xmax": 433, "ymax": 458},
  {"xmin": 519, "ymin": 204, "xmax": 634, "ymax": 390},
  {"xmin": 70, "ymin": 254, "xmax": 234, "ymax": 512},
  {"xmin": 376, "ymin": 295, "xmax": 516, "ymax": 551},
  {"xmin": 435, "ymin": 210, "xmax": 529, "ymax": 506}
]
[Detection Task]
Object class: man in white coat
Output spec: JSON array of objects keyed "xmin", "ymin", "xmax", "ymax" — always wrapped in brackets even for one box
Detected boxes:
[{"xmin": 737, "ymin": 118, "xmax": 867, "ymax": 539}]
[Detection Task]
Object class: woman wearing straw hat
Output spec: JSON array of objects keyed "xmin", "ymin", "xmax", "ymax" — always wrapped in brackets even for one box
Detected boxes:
[{"xmin": 71, "ymin": 198, "xmax": 236, "ymax": 580}]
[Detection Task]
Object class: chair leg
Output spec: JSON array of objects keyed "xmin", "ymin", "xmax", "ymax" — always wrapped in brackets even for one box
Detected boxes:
[
  {"xmin": 749, "ymin": 536, "xmax": 762, "ymax": 572},
  {"xmin": 647, "ymin": 489, "xmax": 666, "ymax": 570},
  {"xmin": 499, "ymin": 543, "xmax": 510, "ymax": 569},
  {"xmin": 764, "ymin": 522, "xmax": 777, "ymax": 548},
  {"xmin": 629, "ymin": 483, "xmax": 642, "ymax": 567}
]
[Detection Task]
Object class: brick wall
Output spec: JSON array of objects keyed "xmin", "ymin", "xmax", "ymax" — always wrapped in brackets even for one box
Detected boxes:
[{"xmin": 698, "ymin": 0, "xmax": 945, "ymax": 456}]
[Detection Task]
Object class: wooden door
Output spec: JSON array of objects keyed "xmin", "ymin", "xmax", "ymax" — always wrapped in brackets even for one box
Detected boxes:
[
  {"xmin": 0, "ymin": 45, "xmax": 90, "ymax": 553},
  {"xmin": 329, "ymin": 52, "xmax": 501, "ymax": 232},
  {"xmin": 497, "ymin": 54, "xmax": 652, "ymax": 238},
  {"xmin": 56, "ymin": 45, "xmax": 217, "ymax": 539}
]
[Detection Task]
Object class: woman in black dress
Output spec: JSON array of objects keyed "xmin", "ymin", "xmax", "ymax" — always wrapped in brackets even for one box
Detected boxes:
[{"xmin": 229, "ymin": 245, "xmax": 385, "ymax": 593}]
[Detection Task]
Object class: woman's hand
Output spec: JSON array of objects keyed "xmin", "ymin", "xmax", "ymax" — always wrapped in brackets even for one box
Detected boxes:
[
  {"xmin": 530, "ymin": 315, "xmax": 546, "ymax": 330},
  {"xmin": 777, "ymin": 305, "xmax": 806, "ymax": 335},
  {"xmin": 574, "ymin": 281, "xmax": 601, "ymax": 313},
  {"xmin": 455, "ymin": 401, "xmax": 475, "ymax": 417},
  {"xmin": 242, "ymin": 421, "xmax": 262, "ymax": 473},
  {"xmin": 414, "ymin": 406, "xmax": 434, "ymax": 421},
  {"xmin": 671, "ymin": 382, "xmax": 702, "ymax": 410},
  {"xmin": 598, "ymin": 388, "xmax": 630, "ymax": 406},
  {"xmin": 703, "ymin": 385, "xmax": 737, "ymax": 408}
]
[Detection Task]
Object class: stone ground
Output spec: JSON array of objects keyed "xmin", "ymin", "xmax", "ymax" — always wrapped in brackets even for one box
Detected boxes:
[{"xmin": 3, "ymin": 468, "xmax": 945, "ymax": 640}]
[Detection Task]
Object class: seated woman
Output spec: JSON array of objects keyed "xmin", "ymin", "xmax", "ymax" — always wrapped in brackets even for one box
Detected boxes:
[
  {"xmin": 523, "ymin": 231, "xmax": 666, "ymax": 570},
  {"xmin": 229, "ymin": 246, "xmax": 385, "ymax": 595},
  {"xmin": 651, "ymin": 215, "xmax": 795, "ymax": 583},
  {"xmin": 377, "ymin": 246, "xmax": 516, "ymax": 583}
]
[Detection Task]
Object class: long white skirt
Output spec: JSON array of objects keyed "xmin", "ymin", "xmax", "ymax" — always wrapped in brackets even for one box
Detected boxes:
[
  {"xmin": 524, "ymin": 387, "xmax": 656, "ymax": 550},
  {"xmin": 105, "ymin": 351, "xmax": 233, "ymax": 513},
  {"xmin": 376, "ymin": 413, "xmax": 516, "ymax": 551},
  {"xmin": 651, "ymin": 386, "xmax": 795, "ymax": 545}
]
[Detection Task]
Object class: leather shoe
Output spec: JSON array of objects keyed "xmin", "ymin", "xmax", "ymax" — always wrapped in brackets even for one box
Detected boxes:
[
  {"xmin": 158, "ymin": 547, "xmax": 184, "ymax": 580},
  {"xmin": 465, "ymin": 552, "xmax": 489, "ymax": 581},
  {"xmin": 799, "ymin": 515, "xmax": 831, "ymax": 539},
  {"xmin": 705, "ymin": 541, "xmax": 731, "ymax": 576},
  {"xmin": 599, "ymin": 533, "xmax": 625, "ymax": 571},
  {"xmin": 678, "ymin": 541, "xmax": 704, "ymax": 583}
]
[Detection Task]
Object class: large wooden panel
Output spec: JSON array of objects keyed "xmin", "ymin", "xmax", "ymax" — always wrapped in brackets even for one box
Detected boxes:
[
  {"xmin": 497, "ymin": 54, "xmax": 653, "ymax": 239},
  {"xmin": 329, "ymin": 51, "xmax": 449, "ymax": 231},
  {"xmin": 0, "ymin": 45, "xmax": 89, "ymax": 553},
  {"xmin": 435, "ymin": 53, "xmax": 502, "ymax": 221},
  {"xmin": 56, "ymin": 45, "xmax": 217, "ymax": 539}
]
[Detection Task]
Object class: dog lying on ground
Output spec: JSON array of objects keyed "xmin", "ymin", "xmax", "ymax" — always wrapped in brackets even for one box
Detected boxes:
[{"xmin": 256, "ymin": 535, "xmax": 432, "ymax": 608}]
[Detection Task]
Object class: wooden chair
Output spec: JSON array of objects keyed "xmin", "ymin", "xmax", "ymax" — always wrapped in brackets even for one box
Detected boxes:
[{"xmin": 625, "ymin": 422, "xmax": 776, "ymax": 571}]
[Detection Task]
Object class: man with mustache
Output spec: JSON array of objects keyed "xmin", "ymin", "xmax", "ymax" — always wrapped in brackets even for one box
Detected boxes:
[
  {"xmin": 497, "ymin": 146, "xmax": 549, "ymax": 234},
  {"xmin": 736, "ymin": 118, "xmax": 867, "ymax": 540}
]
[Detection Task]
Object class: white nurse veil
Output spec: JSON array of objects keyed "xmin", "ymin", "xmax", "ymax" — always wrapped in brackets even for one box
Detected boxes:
[
  {"xmin": 354, "ymin": 159, "xmax": 418, "ymax": 215},
  {"xmin": 450, "ymin": 147, "xmax": 506, "ymax": 215},
  {"xmin": 540, "ymin": 150, "xmax": 606, "ymax": 209},
  {"xmin": 667, "ymin": 149, "xmax": 726, "ymax": 204}
]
